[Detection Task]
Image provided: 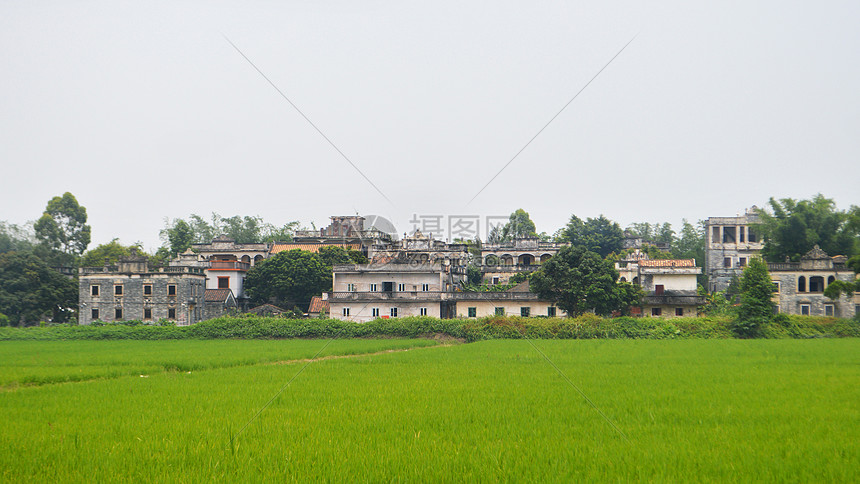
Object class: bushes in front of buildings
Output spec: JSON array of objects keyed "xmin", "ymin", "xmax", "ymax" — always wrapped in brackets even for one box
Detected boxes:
[{"xmin": 0, "ymin": 314, "xmax": 856, "ymax": 341}]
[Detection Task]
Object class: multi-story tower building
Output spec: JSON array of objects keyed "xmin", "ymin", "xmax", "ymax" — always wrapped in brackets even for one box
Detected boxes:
[{"xmin": 704, "ymin": 208, "xmax": 764, "ymax": 292}]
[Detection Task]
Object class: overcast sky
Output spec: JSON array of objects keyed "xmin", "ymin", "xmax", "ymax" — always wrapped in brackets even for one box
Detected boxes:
[{"xmin": 2, "ymin": 1, "xmax": 858, "ymax": 251}]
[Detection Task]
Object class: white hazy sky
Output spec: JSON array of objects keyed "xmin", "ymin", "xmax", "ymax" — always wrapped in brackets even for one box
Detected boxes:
[{"xmin": 2, "ymin": 1, "xmax": 858, "ymax": 252}]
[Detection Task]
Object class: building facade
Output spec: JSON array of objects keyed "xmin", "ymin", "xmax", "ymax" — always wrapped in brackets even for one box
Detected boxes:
[
  {"xmin": 480, "ymin": 237, "xmax": 565, "ymax": 285},
  {"xmin": 79, "ymin": 252, "xmax": 206, "ymax": 325},
  {"xmin": 616, "ymin": 253, "xmax": 705, "ymax": 317},
  {"xmin": 704, "ymin": 208, "xmax": 764, "ymax": 292},
  {"xmin": 769, "ymin": 246, "xmax": 857, "ymax": 318}
]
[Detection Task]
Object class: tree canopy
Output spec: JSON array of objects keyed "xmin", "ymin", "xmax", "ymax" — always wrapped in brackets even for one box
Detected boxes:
[
  {"xmin": 33, "ymin": 192, "xmax": 91, "ymax": 261},
  {"xmin": 161, "ymin": 213, "xmax": 302, "ymax": 247},
  {"xmin": 0, "ymin": 252, "xmax": 77, "ymax": 325},
  {"xmin": 557, "ymin": 215, "xmax": 624, "ymax": 258},
  {"xmin": 530, "ymin": 245, "xmax": 641, "ymax": 316},
  {"xmin": 755, "ymin": 195, "xmax": 859, "ymax": 262},
  {"xmin": 735, "ymin": 258, "xmax": 774, "ymax": 337},
  {"xmin": 80, "ymin": 239, "xmax": 146, "ymax": 267},
  {"xmin": 244, "ymin": 250, "xmax": 330, "ymax": 310}
]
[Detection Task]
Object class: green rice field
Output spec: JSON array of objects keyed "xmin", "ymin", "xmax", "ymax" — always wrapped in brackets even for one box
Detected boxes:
[{"xmin": 1, "ymin": 339, "xmax": 858, "ymax": 482}]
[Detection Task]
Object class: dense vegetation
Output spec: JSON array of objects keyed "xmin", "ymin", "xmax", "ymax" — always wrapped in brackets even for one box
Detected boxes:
[{"xmin": 1, "ymin": 314, "xmax": 857, "ymax": 342}]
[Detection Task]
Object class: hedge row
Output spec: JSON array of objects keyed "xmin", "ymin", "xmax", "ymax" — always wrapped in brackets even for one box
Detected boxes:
[{"xmin": 1, "ymin": 314, "xmax": 858, "ymax": 341}]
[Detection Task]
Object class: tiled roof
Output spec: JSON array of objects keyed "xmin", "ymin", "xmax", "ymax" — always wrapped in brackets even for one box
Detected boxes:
[
  {"xmin": 638, "ymin": 259, "xmax": 696, "ymax": 268},
  {"xmin": 270, "ymin": 243, "xmax": 361, "ymax": 254},
  {"xmin": 308, "ymin": 296, "xmax": 329, "ymax": 313},
  {"xmin": 204, "ymin": 288, "xmax": 234, "ymax": 302}
]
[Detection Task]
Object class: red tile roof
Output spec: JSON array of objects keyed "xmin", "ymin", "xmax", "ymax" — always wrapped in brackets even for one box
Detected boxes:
[
  {"xmin": 270, "ymin": 243, "xmax": 361, "ymax": 254},
  {"xmin": 308, "ymin": 296, "xmax": 329, "ymax": 313},
  {"xmin": 638, "ymin": 259, "xmax": 696, "ymax": 268},
  {"xmin": 204, "ymin": 288, "xmax": 234, "ymax": 302}
]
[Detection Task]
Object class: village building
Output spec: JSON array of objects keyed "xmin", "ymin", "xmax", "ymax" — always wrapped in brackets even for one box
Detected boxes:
[
  {"xmin": 452, "ymin": 280, "xmax": 564, "ymax": 318},
  {"xmin": 307, "ymin": 296, "xmax": 330, "ymax": 318},
  {"xmin": 615, "ymin": 253, "xmax": 705, "ymax": 317},
  {"xmin": 480, "ymin": 237, "xmax": 565, "ymax": 285},
  {"xmin": 704, "ymin": 208, "xmax": 764, "ymax": 292},
  {"xmin": 78, "ymin": 250, "xmax": 207, "ymax": 325},
  {"xmin": 328, "ymin": 258, "xmax": 466, "ymax": 323},
  {"xmin": 203, "ymin": 288, "xmax": 238, "ymax": 320},
  {"xmin": 290, "ymin": 215, "xmax": 394, "ymax": 258},
  {"xmin": 768, "ymin": 246, "xmax": 857, "ymax": 318}
]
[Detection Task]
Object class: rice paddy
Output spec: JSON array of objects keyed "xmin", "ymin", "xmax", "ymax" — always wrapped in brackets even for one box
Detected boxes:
[{"xmin": 1, "ymin": 339, "xmax": 857, "ymax": 482}]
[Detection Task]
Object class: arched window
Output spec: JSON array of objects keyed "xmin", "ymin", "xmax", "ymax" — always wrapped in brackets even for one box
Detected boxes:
[
  {"xmin": 827, "ymin": 275, "xmax": 836, "ymax": 285},
  {"xmin": 485, "ymin": 255, "xmax": 499, "ymax": 266},
  {"xmin": 540, "ymin": 254, "xmax": 553, "ymax": 263},
  {"xmin": 253, "ymin": 255, "xmax": 264, "ymax": 265},
  {"xmin": 619, "ymin": 277, "xmax": 627, "ymax": 282},
  {"xmin": 241, "ymin": 255, "xmax": 251, "ymax": 264},
  {"xmin": 632, "ymin": 277, "xmax": 639, "ymax": 285},
  {"xmin": 797, "ymin": 276, "xmax": 806, "ymax": 292}
]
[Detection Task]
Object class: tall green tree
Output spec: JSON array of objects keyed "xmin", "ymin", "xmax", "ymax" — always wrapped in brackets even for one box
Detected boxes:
[
  {"xmin": 530, "ymin": 245, "xmax": 640, "ymax": 316},
  {"xmin": 735, "ymin": 258, "xmax": 774, "ymax": 337},
  {"xmin": 501, "ymin": 209, "xmax": 538, "ymax": 241},
  {"xmin": 755, "ymin": 195, "xmax": 859, "ymax": 262},
  {"xmin": 160, "ymin": 219, "xmax": 194, "ymax": 258},
  {"xmin": 0, "ymin": 252, "xmax": 78, "ymax": 325},
  {"xmin": 244, "ymin": 250, "xmax": 330, "ymax": 309},
  {"xmin": 33, "ymin": 192, "xmax": 91, "ymax": 263},
  {"xmin": 163, "ymin": 213, "xmax": 300, "ymax": 246},
  {"xmin": 0, "ymin": 221, "xmax": 35, "ymax": 254},
  {"xmin": 558, "ymin": 215, "xmax": 624, "ymax": 258}
]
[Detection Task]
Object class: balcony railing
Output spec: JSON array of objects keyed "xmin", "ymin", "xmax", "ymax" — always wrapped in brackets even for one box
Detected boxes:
[{"xmin": 209, "ymin": 261, "xmax": 250, "ymax": 271}]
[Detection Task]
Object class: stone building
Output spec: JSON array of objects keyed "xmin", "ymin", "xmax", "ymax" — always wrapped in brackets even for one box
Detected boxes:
[
  {"xmin": 769, "ymin": 246, "xmax": 857, "ymax": 318},
  {"xmin": 704, "ymin": 208, "xmax": 764, "ymax": 292},
  {"xmin": 78, "ymin": 251, "xmax": 206, "ymax": 325},
  {"xmin": 203, "ymin": 288, "xmax": 238, "ymax": 320},
  {"xmin": 480, "ymin": 237, "xmax": 565, "ymax": 285},
  {"xmin": 291, "ymin": 215, "xmax": 395, "ymax": 258}
]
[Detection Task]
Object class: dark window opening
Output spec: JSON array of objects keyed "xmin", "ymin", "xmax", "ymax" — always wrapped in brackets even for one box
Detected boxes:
[
  {"xmin": 747, "ymin": 229, "xmax": 757, "ymax": 243},
  {"xmin": 675, "ymin": 307, "xmax": 684, "ymax": 316},
  {"xmin": 722, "ymin": 227, "xmax": 736, "ymax": 243},
  {"xmin": 115, "ymin": 308, "xmax": 123, "ymax": 320},
  {"xmin": 495, "ymin": 307, "xmax": 504, "ymax": 316},
  {"xmin": 91, "ymin": 308, "xmax": 99, "ymax": 320},
  {"xmin": 390, "ymin": 308, "xmax": 398, "ymax": 317},
  {"xmin": 738, "ymin": 258, "xmax": 747, "ymax": 267},
  {"xmin": 827, "ymin": 276, "xmax": 835, "ymax": 285},
  {"xmin": 825, "ymin": 305, "xmax": 834, "ymax": 317},
  {"xmin": 711, "ymin": 226, "xmax": 720, "ymax": 243},
  {"xmin": 218, "ymin": 277, "xmax": 230, "ymax": 289},
  {"xmin": 520, "ymin": 307, "xmax": 530, "ymax": 317},
  {"xmin": 143, "ymin": 285, "xmax": 152, "ymax": 296},
  {"xmin": 468, "ymin": 307, "xmax": 476, "ymax": 318},
  {"xmin": 798, "ymin": 276, "xmax": 806, "ymax": 292},
  {"xmin": 382, "ymin": 281, "xmax": 394, "ymax": 292},
  {"xmin": 168, "ymin": 285, "xmax": 177, "ymax": 296},
  {"xmin": 724, "ymin": 258, "xmax": 732, "ymax": 268},
  {"xmin": 114, "ymin": 285, "xmax": 123, "ymax": 296},
  {"xmin": 548, "ymin": 307, "xmax": 557, "ymax": 317},
  {"xmin": 739, "ymin": 227, "xmax": 745, "ymax": 243},
  {"xmin": 809, "ymin": 276, "xmax": 824, "ymax": 293},
  {"xmin": 800, "ymin": 304, "xmax": 810, "ymax": 316},
  {"xmin": 652, "ymin": 307, "xmax": 662, "ymax": 316},
  {"xmin": 655, "ymin": 285, "xmax": 665, "ymax": 296},
  {"xmin": 144, "ymin": 308, "xmax": 152, "ymax": 320},
  {"xmin": 91, "ymin": 285, "xmax": 99, "ymax": 296},
  {"xmin": 168, "ymin": 308, "xmax": 176, "ymax": 319}
]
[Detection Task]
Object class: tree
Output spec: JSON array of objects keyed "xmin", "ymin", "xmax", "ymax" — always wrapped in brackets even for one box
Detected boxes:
[
  {"xmin": 0, "ymin": 221, "xmax": 35, "ymax": 254},
  {"xmin": 501, "ymin": 209, "xmax": 538, "ymax": 241},
  {"xmin": 735, "ymin": 258, "xmax": 773, "ymax": 337},
  {"xmin": 80, "ymin": 239, "xmax": 145, "ymax": 267},
  {"xmin": 755, "ymin": 195, "xmax": 859, "ymax": 262},
  {"xmin": 161, "ymin": 219, "xmax": 194, "ymax": 257},
  {"xmin": 33, "ymin": 192, "xmax": 91, "ymax": 262},
  {"xmin": 244, "ymin": 250, "xmax": 330, "ymax": 309},
  {"xmin": 530, "ymin": 245, "xmax": 638, "ymax": 316},
  {"xmin": 0, "ymin": 252, "xmax": 77, "ymax": 325},
  {"xmin": 316, "ymin": 246, "xmax": 367, "ymax": 267},
  {"xmin": 558, "ymin": 215, "xmax": 624, "ymax": 258}
]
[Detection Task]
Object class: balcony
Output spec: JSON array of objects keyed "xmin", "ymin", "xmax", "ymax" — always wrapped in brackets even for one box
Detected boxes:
[{"xmin": 208, "ymin": 261, "xmax": 250, "ymax": 271}]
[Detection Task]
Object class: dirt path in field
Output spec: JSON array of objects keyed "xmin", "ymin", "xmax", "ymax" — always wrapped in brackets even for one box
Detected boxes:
[
  {"xmin": 0, "ymin": 340, "xmax": 456, "ymax": 392},
  {"xmin": 264, "ymin": 343, "xmax": 454, "ymax": 366}
]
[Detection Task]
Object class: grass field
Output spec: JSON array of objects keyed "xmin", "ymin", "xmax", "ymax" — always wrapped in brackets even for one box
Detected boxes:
[{"xmin": 1, "ymin": 339, "xmax": 858, "ymax": 482}]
